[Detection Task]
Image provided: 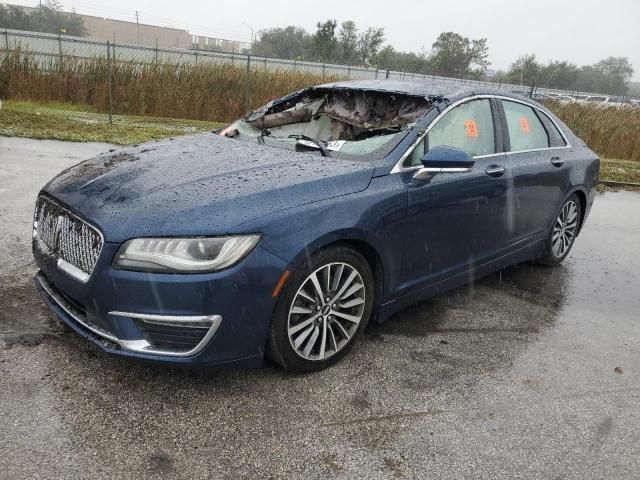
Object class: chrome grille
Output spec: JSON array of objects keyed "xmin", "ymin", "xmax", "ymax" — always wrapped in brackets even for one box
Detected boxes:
[{"xmin": 35, "ymin": 196, "xmax": 104, "ymax": 278}]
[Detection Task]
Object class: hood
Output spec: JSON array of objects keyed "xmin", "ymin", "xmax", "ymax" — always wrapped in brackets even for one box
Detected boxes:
[{"xmin": 44, "ymin": 133, "xmax": 375, "ymax": 242}]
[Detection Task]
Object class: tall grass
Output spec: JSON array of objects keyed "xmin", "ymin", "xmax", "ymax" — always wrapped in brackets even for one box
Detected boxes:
[
  {"xmin": 2, "ymin": 52, "xmax": 639, "ymax": 161},
  {"xmin": 0, "ymin": 51, "xmax": 340, "ymax": 122},
  {"xmin": 547, "ymin": 103, "xmax": 640, "ymax": 161}
]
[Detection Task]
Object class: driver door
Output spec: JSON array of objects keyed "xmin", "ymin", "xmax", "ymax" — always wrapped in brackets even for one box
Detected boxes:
[{"xmin": 397, "ymin": 98, "xmax": 509, "ymax": 295}]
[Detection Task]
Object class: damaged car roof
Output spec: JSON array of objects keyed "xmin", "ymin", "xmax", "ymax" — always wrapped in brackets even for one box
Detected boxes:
[{"xmin": 313, "ymin": 79, "xmax": 529, "ymax": 104}]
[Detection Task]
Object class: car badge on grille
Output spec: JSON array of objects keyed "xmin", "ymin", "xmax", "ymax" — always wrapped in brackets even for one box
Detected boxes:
[{"xmin": 53, "ymin": 215, "xmax": 64, "ymax": 253}]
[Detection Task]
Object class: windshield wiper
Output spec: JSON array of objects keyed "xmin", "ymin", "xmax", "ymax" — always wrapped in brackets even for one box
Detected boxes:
[
  {"xmin": 288, "ymin": 134, "xmax": 330, "ymax": 157},
  {"xmin": 258, "ymin": 128, "xmax": 271, "ymax": 145}
]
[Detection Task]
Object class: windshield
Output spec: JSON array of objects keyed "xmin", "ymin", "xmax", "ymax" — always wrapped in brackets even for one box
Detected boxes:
[{"xmin": 219, "ymin": 88, "xmax": 433, "ymax": 160}]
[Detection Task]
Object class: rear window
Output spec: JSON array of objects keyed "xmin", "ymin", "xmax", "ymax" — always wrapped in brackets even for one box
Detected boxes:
[{"xmin": 502, "ymin": 100, "xmax": 549, "ymax": 151}]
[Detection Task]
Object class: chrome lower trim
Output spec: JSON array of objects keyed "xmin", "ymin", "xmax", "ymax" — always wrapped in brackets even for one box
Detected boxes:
[
  {"xmin": 109, "ymin": 311, "xmax": 222, "ymax": 357},
  {"xmin": 36, "ymin": 273, "xmax": 222, "ymax": 357},
  {"xmin": 36, "ymin": 273, "xmax": 118, "ymax": 342},
  {"xmin": 56, "ymin": 258, "xmax": 90, "ymax": 283},
  {"xmin": 110, "ymin": 311, "xmax": 219, "ymax": 329}
]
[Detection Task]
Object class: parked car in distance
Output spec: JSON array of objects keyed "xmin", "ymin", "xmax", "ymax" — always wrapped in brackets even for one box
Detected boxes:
[
  {"xmin": 582, "ymin": 95, "xmax": 610, "ymax": 104},
  {"xmin": 33, "ymin": 80, "xmax": 600, "ymax": 372},
  {"xmin": 531, "ymin": 93, "xmax": 557, "ymax": 102},
  {"xmin": 553, "ymin": 94, "xmax": 577, "ymax": 105},
  {"xmin": 531, "ymin": 93, "xmax": 575, "ymax": 106}
]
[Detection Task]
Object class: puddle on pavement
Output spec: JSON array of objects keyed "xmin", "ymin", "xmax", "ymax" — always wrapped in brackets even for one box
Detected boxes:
[
  {"xmin": 0, "ymin": 278, "xmax": 67, "ymax": 347},
  {"xmin": 0, "ymin": 259, "xmax": 574, "ymax": 479},
  {"xmin": 367, "ymin": 261, "xmax": 568, "ymax": 339}
]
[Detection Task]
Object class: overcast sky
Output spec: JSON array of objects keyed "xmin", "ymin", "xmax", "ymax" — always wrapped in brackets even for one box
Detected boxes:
[{"xmin": 12, "ymin": 0, "xmax": 640, "ymax": 79}]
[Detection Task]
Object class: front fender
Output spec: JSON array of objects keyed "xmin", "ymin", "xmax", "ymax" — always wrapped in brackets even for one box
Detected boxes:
[{"xmin": 231, "ymin": 175, "xmax": 409, "ymax": 303}]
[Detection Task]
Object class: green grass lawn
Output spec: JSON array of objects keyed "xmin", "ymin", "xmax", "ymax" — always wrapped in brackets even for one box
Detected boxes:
[
  {"xmin": 600, "ymin": 158, "xmax": 640, "ymax": 184},
  {"xmin": 0, "ymin": 100, "xmax": 223, "ymax": 145}
]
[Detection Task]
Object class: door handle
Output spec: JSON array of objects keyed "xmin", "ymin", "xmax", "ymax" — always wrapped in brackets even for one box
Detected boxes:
[
  {"xmin": 485, "ymin": 165, "xmax": 505, "ymax": 178},
  {"xmin": 551, "ymin": 156, "xmax": 564, "ymax": 167}
]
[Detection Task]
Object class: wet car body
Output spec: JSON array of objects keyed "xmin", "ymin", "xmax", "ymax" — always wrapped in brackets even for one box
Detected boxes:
[{"xmin": 33, "ymin": 80, "xmax": 600, "ymax": 369}]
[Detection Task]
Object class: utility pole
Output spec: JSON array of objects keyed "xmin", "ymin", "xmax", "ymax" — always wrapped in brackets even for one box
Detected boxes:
[
  {"xmin": 241, "ymin": 22, "xmax": 254, "ymax": 53},
  {"xmin": 107, "ymin": 40, "xmax": 113, "ymax": 124},
  {"xmin": 135, "ymin": 11, "xmax": 140, "ymax": 44}
]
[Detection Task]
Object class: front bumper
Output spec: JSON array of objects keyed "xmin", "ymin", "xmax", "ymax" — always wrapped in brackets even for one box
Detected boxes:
[{"xmin": 34, "ymin": 242, "xmax": 288, "ymax": 367}]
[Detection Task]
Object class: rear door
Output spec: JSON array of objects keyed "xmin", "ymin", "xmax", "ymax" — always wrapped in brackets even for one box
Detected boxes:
[{"xmin": 498, "ymin": 99, "xmax": 571, "ymax": 246}]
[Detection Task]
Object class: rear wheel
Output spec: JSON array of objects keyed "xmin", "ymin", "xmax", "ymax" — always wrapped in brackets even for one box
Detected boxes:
[
  {"xmin": 267, "ymin": 246, "xmax": 374, "ymax": 372},
  {"xmin": 538, "ymin": 194, "xmax": 581, "ymax": 265}
]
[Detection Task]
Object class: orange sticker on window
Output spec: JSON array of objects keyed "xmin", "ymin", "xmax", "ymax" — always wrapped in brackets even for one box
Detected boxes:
[
  {"xmin": 464, "ymin": 119, "xmax": 478, "ymax": 138},
  {"xmin": 519, "ymin": 116, "xmax": 530, "ymax": 134}
]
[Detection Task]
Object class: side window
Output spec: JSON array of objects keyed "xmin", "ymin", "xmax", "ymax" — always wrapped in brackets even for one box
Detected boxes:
[
  {"xmin": 405, "ymin": 137, "xmax": 426, "ymax": 167},
  {"xmin": 404, "ymin": 99, "xmax": 495, "ymax": 167},
  {"xmin": 535, "ymin": 111, "xmax": 567, "ymax": 148},
  {"xmin": 502, "ymin": 100, "xmax": 549, "ymax": 151}
]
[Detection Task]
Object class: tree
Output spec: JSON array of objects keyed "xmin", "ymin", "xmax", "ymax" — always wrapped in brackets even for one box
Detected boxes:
[
  {"xmin": 539, "ymin": 61, "xmax": 578, "ymax": 90},
  {"xmin": 310, "ymin": 19, "xmax": 338, "ymax": 62},
  {"xmin": 372, "ymin": 45, "xmax": 396, "ymax": 70},
  {"xmin": 46, "ymin": 0, "xmax": 63, "ymax": 11},
  {"xmin": 628, "ymin": 82, "xmax": 640, "ymax": 98},
  {"xmin": 574, "ymin": 65, "xmax": 604, "ymax": 93},
  {"xmin": 428, "ymin": 32, "xmax": 489, "ymax": 79},
  {"xmin": 357, "ymin": 27, "xmax": 385, "ymax": 66},
  {"xmin": 338, "ymin": 20, "xmax": 358, "ymax": 65},
  {"xmin": 574, "ymin": 57, "xmax": 634, "ymax": 94},
  {"xmin": 595, "ymin": 57, "xmax": 634, "ymax": 94},
  {"xmin": 0, "ymin": 3, "xmax": 86, "ymax": 36},
  {"xmin": 253, "ymin": 26, "xmax": 312, "ymax": 60},
  {"xmin": 506, "ymin": 54, "xmax": 541, "ymax": 86}
]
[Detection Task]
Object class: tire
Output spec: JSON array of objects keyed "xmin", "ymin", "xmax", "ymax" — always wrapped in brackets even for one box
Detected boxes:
[
  {"xmin": 267, "ymin": 246, "xmax": 375, "ymax": 373},
  {"xmin": 538, "ymin": 194, "xmax": 582, "ymax": 266}
]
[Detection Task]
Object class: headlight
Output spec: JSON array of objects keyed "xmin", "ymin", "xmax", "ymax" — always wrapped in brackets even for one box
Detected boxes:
[{"xmin": 113, "ymin": 235, "xmax": 260, "ymax": 273}]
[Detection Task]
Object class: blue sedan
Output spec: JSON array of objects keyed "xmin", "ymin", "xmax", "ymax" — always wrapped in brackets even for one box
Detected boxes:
[{"xmin": 33, "ymin": 80, "xmax": 599, "ymax": 372}]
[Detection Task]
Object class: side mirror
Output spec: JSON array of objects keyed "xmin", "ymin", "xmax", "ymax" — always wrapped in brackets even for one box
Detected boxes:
[{"xmin": 414, "ymin": 146, "xmax": 474, "ymax": 180}]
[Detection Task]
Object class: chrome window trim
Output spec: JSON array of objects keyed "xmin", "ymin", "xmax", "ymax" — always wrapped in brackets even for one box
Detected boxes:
[{"xmin": 390, "ymin": 94, "xmax": 572, "ymax": 174}]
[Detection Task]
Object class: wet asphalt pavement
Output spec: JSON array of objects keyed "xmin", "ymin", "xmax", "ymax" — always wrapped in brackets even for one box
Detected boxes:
[{"xmin": 1, "ymin": 135, "xmax": 639, "ymax": 479}]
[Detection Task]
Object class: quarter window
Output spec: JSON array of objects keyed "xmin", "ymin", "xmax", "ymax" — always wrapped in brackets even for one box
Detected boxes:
[
  {"xmin": 536, "ymin": 111, "xmax": 566, "ymax": 147},
  {"xmin": 502, "ymin": 100, "xmax": 549, "ymax": 151},
  {"xmin": 405, "ymin": 99, "xmax": 495, "ymax": 167}
]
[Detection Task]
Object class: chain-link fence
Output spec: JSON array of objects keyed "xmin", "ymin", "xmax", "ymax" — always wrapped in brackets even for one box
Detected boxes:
[{"xmin": 2, "ymin": 27, "xmax": 604, "ymax": 124}]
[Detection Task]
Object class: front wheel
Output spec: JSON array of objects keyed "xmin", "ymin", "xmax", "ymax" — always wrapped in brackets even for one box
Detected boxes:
[
  {"xmin": 267, "ymin": 246, "xmax": 374, "ymax": 372},
  {"xmin": 538, "ymin": 194, "xmax": 582, "ymax": 265}
]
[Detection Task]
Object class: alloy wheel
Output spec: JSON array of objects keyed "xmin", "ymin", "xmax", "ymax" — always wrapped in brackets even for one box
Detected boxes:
[
  {"xmin": 287, "ymin": 262, "xmax": 366, "ymax": 361},
  {"xmin": 552, "ymin": 200, "xmax": 579, "ymax": 258}
]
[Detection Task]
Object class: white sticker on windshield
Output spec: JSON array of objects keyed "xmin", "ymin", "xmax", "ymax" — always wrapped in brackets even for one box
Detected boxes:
[
  {"xmin": 296, "ymin": 139, "xmax": 346, "ymax": 152},
  {"xmin": 326, "ymin": 140, "xmax": 346, "ymax": 151}
]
